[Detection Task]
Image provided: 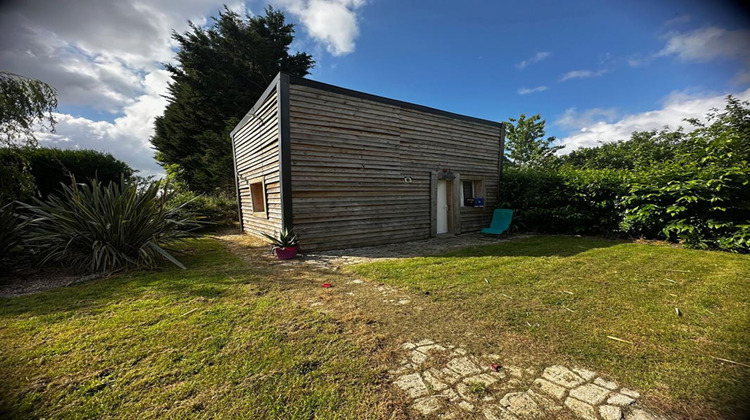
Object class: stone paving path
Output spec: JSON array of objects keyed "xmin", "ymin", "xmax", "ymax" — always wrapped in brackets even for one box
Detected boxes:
[
  {"xmin": 299, "ymin": 233, "xmax": 531, "ymax": 269},
  {"xmin": 391, "ymin": 339, "xmax": 665, "ymax": 420}
]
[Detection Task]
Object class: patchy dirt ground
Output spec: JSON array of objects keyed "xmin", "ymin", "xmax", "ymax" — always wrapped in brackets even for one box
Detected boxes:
[
  {"xmin": 0, "ymin": 266, "xmax": 105, "ymax": 297},
  {"xmin": 217, "ymin": 233, "xmax": 673, "ymax": 420}
]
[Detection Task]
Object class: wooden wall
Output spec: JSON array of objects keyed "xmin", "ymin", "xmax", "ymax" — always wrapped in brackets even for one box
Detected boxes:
[
  {"xmin": 288, "ymin": 83, "xmax": 501, "ymax": 251},
  {"xmin": 233, "ymin": 86, "xmax": 282, "ymax": 237}
]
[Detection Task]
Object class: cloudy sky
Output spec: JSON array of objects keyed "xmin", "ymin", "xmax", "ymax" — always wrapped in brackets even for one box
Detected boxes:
[{"xmin": 1, "ymin": 0, "xmax": 749, "ymax": 176}]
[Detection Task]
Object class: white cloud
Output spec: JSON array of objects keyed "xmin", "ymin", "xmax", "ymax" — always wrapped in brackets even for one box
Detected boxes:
[
  {"xmin": 560, "ymin": 69, "xmax": 607, "ymax": 81},
  {"xmin": 516, "ymin": 51, "xmax": 551, "ymax": 69},
  {"xmin": 37, "ymin": 70, "xmax": 172, "ymax": 177},
  {"xmin": 657, "ymin": 26, "xmax": 750, "ymax": 83},
  {"xmin": 557, "ymin": 88, "xmax": 750, "ymax": 152},
  {"xmin": 664, "ymin": 14, "xmax": 691, "ymax": 27},
  {"xmin": 658, "ymin": 26, "xmax": 750, "ymax": 62},
  {"xmin": 273, "ymin": 0, "xmax": 365, "ymax": 55},
  {"xmin": 517, "ymin": 86, "xmax": 549, "ymax": 95},
  {"xmin": 0, "ymin": 0, "xmax": 369, "ymax": 177},
  {"xmin": 556, "ymin": 107, "xmax": 619, "ymax": 130}
]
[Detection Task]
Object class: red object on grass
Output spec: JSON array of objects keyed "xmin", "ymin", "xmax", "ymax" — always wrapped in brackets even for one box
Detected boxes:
[
  {"xmin": 490, "ymin": 363, "xmax": 501, "ymax": 372},
  {"xmin": 321, "ymin": 283, "xmax": 332, "ymax": 288}
]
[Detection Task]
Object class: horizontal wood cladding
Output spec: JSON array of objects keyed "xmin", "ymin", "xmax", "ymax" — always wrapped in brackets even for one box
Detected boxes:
[
  {"xmin": 233, "ymin": 86, "xmax": 282, "ymax": 238},
  {"xmin": 288, "ymin": 83, "xmax": 500, "ymax": 251}
]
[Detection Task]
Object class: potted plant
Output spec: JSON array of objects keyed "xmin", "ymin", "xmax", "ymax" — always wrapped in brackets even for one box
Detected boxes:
[{"xmin": 261, "ymin": 228, "xmax": 300, "ymax": 260}]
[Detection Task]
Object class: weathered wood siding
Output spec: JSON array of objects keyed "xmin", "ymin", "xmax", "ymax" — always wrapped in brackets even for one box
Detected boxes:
[
  {"xmin": 288, "ymin": 83, "xmax": 500, "ymax": 250},
  {"xmin": 233, "ymin": 86, "xmax": 282, "ymax": 237}
]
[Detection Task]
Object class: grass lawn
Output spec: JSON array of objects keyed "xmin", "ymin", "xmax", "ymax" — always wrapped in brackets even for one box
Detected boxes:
[
  {"xmin": 0, "ymin": 239, "xmax": 394, "ymax": 419},
  {"xmin": 351, "ymin": 236, "xmax": 750, "ymax": 418}
]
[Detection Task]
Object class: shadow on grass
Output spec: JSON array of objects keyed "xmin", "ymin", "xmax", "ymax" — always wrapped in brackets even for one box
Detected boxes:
[
  {"xmin": 441, "ymin": 235, "xmax": 626, "ymax": 258},
  {"xmin": 0, "ymin": 238, "xmax": 278, "ymax": 318}
]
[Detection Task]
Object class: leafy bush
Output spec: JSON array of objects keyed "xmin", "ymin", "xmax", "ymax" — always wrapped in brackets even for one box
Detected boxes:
[
  {"xmin": 621, "ymin": 162, "xmax": 750, "ymax": 252},
  {"xmin": 21, "ymin": 177, "xmax": 200, "ymax": 273},
  {"xmin": 166, "ymin": 189, "xmax": 238, "ymax": 227},
  {"xmin": 501, "ymin": 96, "xmax": 750, "ymax": 253},
  {"xmin": 24, "ymin": 147, "xmax": 133, "ymax": 198},
  {"xmin": 0, "ymin": 148, "xmax": 36, "ymax": 203},
  {"xmin": 0, "ymin": 203, "xmax": 27, "ymax": 263},
  {"xmin": 0, "ymin": 147, "xmax": 133, "ymax": 202},
  {"xmin": 500, "ymin": 167, "xmax": 627, "ymax": 235}
]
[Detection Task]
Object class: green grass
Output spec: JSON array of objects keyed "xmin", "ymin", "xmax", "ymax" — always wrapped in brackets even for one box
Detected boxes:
[
  {"xmin": 0, "ymin": 239, "xmax": 387, "ymax": 419},
  {"xmin": 351, "ymin": 236, "xmax": 750, "ymax": 416}
]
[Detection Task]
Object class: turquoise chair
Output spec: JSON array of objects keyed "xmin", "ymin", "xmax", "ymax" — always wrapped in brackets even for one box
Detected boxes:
[{"xmin": 481, "ymin": 209, "xmax": 513, "ymax": 235}]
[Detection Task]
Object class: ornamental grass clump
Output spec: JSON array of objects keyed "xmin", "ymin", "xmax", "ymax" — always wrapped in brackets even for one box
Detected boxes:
[{"xmin": 22, "ymin": 177, "xmax": 200, "ymax": 273}]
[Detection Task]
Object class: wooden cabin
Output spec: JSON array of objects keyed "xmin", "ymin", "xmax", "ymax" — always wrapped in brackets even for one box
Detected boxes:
[{"xmin": 230, "ymin": 73, "xmax": 505, "ymax": 251}]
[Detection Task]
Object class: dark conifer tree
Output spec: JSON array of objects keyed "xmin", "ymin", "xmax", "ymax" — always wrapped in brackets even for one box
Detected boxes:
[{"xmin": 152, "ymin": 6, "xmax": 314, "ymax": 193}]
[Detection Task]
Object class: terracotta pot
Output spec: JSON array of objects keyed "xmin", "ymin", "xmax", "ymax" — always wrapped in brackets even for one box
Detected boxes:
[{"xmin": 275, "ymin": 246, "xmax": 299, "ymax": 260}]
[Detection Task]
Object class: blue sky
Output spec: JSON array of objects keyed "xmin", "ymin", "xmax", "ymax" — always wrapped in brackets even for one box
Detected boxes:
[{"xmin": 2, "ymin": 0, "xmax": 749, "ymax": 175}]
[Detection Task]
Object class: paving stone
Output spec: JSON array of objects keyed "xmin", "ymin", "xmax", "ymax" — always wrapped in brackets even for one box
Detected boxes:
[
  {"xmin": 411, "ymin": 396, "xmax": 443, "ymax": 415},
  {"xmin": 394, "ymin": 373, "xmax": 429, "ymax": 398},
  {"xmin": 439, "ymin": 409, "xmax": 461, "ymax": 419},
  {"xmin": 542, "ymin": 365, "xmax": 586, "ymax": 388},
  {"xmin": 455, "ymin": 382, "xmax": 478, "ymax": 401},
  {"xmin": 504, "ymin": 365, "xmax": 524, "ymax": 378},
  {"xmin": 437, "ymin": 387, "xmax": 461, "ymax": 403},
  {"xmin": 625, "ymin": 408, "xmax": 660, "ymax": 420},
  {"xmin": 483, "ymin": 405, "xmax": 520, "ymax": 420},
  {"xmin": 417, "ymin": 344, "xmax": 447, "ymax": 354},
  {"xmin": 499, "ymin": 392, "xmax": 542, "ymax": 418},
  {"xmin": 620, "ymin": 388, "xmax": 641, "ymax": 398},
  {"xmin": 396, "ymin": 299, "xmax": 411, "ymax": 305},
  {"xmin": 564, "ymin": 397, "xmax": 598, "ymax": 420},
  {"xmin": 410, "ymin": 350, "xmax": 428, "ymax": 365},
  {"xmin": 463, "ymin": 373, "xmax": 498, "ymax": 386},
  {"xmin": 600, "ymin": 404, "xmax": 624, "ymax": 420},
  {"xmin": 423, "ymin": 369, "xmax": 448, "ymax": 391},
  {"xmin": 459, "ymin": 401, "xmax": 475, "ymax": 412},
  {"xmin": 569, "ymin": 383, "xmax": 611, "ymax": 405},
  {"xmin": 453, "ymin": 348, "xmax": 468, "ymax": 356},
  {"xmin": 401, "ymin": 342, "xmax": 416, "ymax": 350},
  {"xmin": 595, "ymin": 377, "xmax": 619, "ymax": 390},
  {"xmin": 607, "ymin": 393, "xmax": 636, "ymax": 406},
  {"xmin": 416, "ymin": 339, "xmax": 435, "ymax": 347},
  {"xmin": 447, "ymin": 356, "xmax": 483, "ymax": 376},
  {"xmin": 532, "ymin": 378, "xmax": 567, "ymax": 400},
  {"xmin": 439, "ymin": 367, "xmax": 463, "ymax": 384},
  {"xmin": 488, "ymin": 370, "xmax": 507, "ymax": 380},
  {"xmin": 572, "ymin": 367, "xmax": 598, "ymax": 381},
  {"xmin": 526, "ymin": 390, "xmax": 563, "ymax": 414}
]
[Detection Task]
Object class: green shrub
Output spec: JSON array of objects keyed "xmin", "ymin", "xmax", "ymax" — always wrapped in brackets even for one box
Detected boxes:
[
  {"xmin": 621, "ymin": 157, "xmax": 750, "ymax": 253},
  {"xmin": 21, "ymin": 177, "xmax": 200, "ymax": 273},
  {"xmin": 500, "ymin": 167, "xmax": 627, "ymax": 235},
  {"xmin": 0, "ymin": 147, "xmax": 134, "ymax": 202},
  {"xmin": 0, "ymin": 203, "xmax": 27, "ymax": 264},
  {"xmin": 166, "ymin": 189, "xmax": 238, "ymax": 227},
  {"xmin": 0, "ymin": 148, "xmax": 36, "ymax": 203},
  {"xmin": 24, "ymin": 147, "xmax": 133, "ymax": 198}
]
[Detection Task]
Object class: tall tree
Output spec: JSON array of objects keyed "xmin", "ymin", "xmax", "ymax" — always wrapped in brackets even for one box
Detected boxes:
[
  {"xmin": 152, "ymin": 6, "xmax": 314, "ymax": 194},
  {"xmin": 0, "ymin": 72, "xmax": 57, "ymax": 147},
  {"xmin": 504, "ymin": 114, "xmax": 563, "ymax": 168}
]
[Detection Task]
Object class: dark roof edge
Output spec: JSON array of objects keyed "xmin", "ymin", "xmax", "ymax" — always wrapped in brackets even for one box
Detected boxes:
[
  {"xmin": 230, "ymin": 73, "xmax": 281, "ymax": 138},
  {"xmin": 287, "ymin": 74, "xmax": 503, "ymax": 129}
]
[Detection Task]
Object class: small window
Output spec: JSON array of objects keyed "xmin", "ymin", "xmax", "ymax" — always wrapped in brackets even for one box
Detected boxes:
[
  {"xmin": 249, "ymin": 178, "xmax": 266, "ymax": 214},
  {"xmin": 461, "ymin": 179, "xmax": 484, "ymax": 207}
]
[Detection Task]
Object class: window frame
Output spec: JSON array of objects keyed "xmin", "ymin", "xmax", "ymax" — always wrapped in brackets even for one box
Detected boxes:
[
  {"xmin": 248, "ymin": 176, "xmax": 267, "ymax": 216},
  {"xmin": 460, "ymin": 176, "xmax": 485, "ymax": 208}
]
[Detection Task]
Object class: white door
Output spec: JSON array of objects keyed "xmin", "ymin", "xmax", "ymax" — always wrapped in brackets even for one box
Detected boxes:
[{"xmin": 437, "ymin": 180, "xmax": 448, "ymax": 234}]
